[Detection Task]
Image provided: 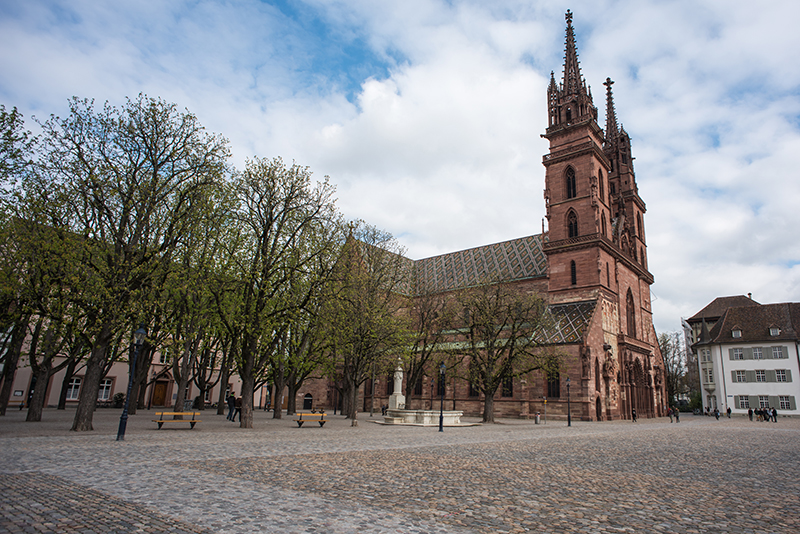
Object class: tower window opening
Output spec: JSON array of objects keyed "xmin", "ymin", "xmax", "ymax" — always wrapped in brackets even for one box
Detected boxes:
[
  {"xmin": 568, "ymin": 210, "xmax": 578, "ymax": 238},
  {"xmin": 566, "ymin": 167, "xmax": 576, "ymax": 199},
  {"xmin": 570, "ymin": 260, "xmax": 577, "ymax": 285}
]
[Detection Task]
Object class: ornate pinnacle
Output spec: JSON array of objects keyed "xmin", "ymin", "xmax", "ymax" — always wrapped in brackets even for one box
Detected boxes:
[{"xmin": 603, "ymin": 77, "xmax": 618, "ymax": 143}]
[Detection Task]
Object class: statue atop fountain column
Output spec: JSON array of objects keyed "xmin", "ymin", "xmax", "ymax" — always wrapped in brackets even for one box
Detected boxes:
[{"xmin": 388, "ymin": 360, "xmax": 405, "ymax": 409}]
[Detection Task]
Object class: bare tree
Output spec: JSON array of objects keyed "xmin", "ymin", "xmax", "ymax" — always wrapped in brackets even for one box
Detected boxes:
[
  {"xmin": 658, "ymin": 331, "xmax": 686, "ymax": 406},
  {"xmin": 456, "ymin": 282, "xmax": 560, "ymax": 423}
]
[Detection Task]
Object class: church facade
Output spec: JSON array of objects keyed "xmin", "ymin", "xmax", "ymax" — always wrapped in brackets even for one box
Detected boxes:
[{"xmin": 333, "ymin": 11, "xmax": 666, "ymax": 422}]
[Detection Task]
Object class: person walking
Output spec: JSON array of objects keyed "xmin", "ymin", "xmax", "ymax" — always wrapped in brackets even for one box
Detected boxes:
[
  {"xmin": 674, "ymin": 409, "xmax": 680, "ymax": 423},
  {"xmin": 772, "ymin": 407, "xmax": 778, "ymax": 423},
  {"xmin": 233, "ymin": 396, "xmax": 242, "ymax": 422},
  {"xmin": 668, "ymin": 407, "xmax": 673, "ymax": 423},
  {"xmin": 726, "ymin": 406, "xmax": 731, "ymax": 418},
  {"xmin": 748, "ymin": 407, "xmax": 753, "ymax": 421},
  {"xmin": 632, "ymin": 408, "xmax": 637, "ymax": 423},
  {"xmin": 226, "ymin": 393, "xmax": 236, "ymax": 421}
]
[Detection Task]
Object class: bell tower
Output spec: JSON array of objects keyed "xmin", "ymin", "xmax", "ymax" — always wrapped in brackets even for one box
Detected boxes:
[{"xmin": 542, "ymin": 10, "xmax": 610, "ymax": 297}]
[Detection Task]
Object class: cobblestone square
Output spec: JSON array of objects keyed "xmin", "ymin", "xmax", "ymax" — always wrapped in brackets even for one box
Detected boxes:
[{"xmin": 1, "ymin": 410, "xmax": 798, "ymax": 533}]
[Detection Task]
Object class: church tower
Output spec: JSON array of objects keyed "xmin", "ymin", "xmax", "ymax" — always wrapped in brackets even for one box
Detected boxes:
[{"xmin": 543, "ymin": 11, "xmax": 660, "ymax": 420}]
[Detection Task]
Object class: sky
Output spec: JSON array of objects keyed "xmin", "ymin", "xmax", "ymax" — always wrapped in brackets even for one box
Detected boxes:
[{"xmin": 2, "ymin": 0, "xmax": 800, "ymax": 335}]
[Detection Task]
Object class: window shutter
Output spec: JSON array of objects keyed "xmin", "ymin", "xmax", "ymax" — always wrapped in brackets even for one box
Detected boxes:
[
  {"xmin": 728, "ymin": 348, "xmax": 734, "ymax": 360},
  {"xmin": 749, "ymin": 396, "xmax": 759, "ymax": 409},
  {"xmin": 768, "ymin": 396, "xmax": 780, "ymax": 409},
  {"xmin": 787, "ymin": 370, "xmax": 792, "ymax": 382},
  {"xmin": 791, "ymin": 397, "xmax": 797, "ymax": 411},
  {"xmin": 743, "ymin": 348, "xmax": 753, "ymax": 360},
  {"xmin": 746, "ymin": 370, "xmax": 756, "ymax": 382},
  {"xmin": 782, "ymin": 346, "xmax": 789, "ymax": 359},
  {"xmin": 766, "ymin": 370, "xmax": 777, "ymax": 382},
  {"xmin": 733, "ymin": 395, "xmax": 740, "ymax": 408},
  {"xmin": 731, "ymin": 370, "xmax": 737, "ymax": 382}
]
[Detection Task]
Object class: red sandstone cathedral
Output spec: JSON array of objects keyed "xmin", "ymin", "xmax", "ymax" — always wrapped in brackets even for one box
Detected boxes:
[{"xmin": 305, "ymin": 11, "xmax": 666, "ymax": 421}]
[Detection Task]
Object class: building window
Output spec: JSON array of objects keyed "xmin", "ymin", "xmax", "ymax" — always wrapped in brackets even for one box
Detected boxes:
[
  {"xmin": 501, "ymin": 375, "xmax": 513, "ymax": 397},
  {"xmin": 753, "ymin": 347, "xmax": 763, "ymax": 359},
  {"xmin": 759, "ymin": 396, "xmax": 770, "ymax": 408},
  {"xmin": 776, "ymin": 370, "xmax": 787, "ymax": 382},
  {"xmin": 468, "ymin": 381, "xmax": 480, "ymax": 397},
  {"xmin": 735, "ymin": 370, "xmax": 746, "ymax": 383},
  {"xmin": 732, "ymin": 348, "xmax": 743, "ymax": 360},
  {"xmin": 626, "ymin": 289, "xmax": 636, "ymax": 339},
  {"xmin": 568, "ymin": 210, "xmax": 578, "ymax": 238},
  {"xmin": 565, "ymin": 167, "xmax": 576, "ymax": 199},
  {"xmin": 739, "ymin": 396, "xmax": 750, "ymax": 409},
  {"xmin": 414, "ymin": 376, "xmax": 423, "ymax": 396},
  {"xmin": 772, "ymin": 346, "xmax": 784, "ymax": 359},
  {"xmin": 703, "ymin": 367, "xmax": 714, "ymax": 384},
  {"xmin": 159, "ymin": 352, "xmax": 167, "ymax": 364},
  {"xmin": 98, "ymin": 379, "xmax": 113, "ymax": 401},
  {"xmin": 779, "ymin": 396, "xmax": 791, "ymax": 410},
  {"xmin": 437, "ymin": 373, "xmax": 445, "ymax": 397},
  {"xmin": 770, "ymin": 327, "xmax": 780, "ymax": 336},
  {"xmin": 570, "ymin": 260, "xmax": 577, "ymax": 285},
  {"xmin": 732, "ymin": 329, "xmax": 742, "ymax": 338},
  {"xmin": 701, "ymin": 349, "xmax": 710, "ymax": 362},
  {"xmin": 756, "ymin": 370, "xmax": 766, "ymax": 382},
  {"xmin": 599, "ymin": 170, "xmax": 605, "ymax": 202},
  {"xmin": 66, "ymin": 378, "xmax": 82, "ymax": 401},
  {"xmin": 386, "ymin": 373, "xmax": 394, "ymax": 395},
  {"xmin": 547, "ymin": 372, "xmax": 560, "ymax": 398}
]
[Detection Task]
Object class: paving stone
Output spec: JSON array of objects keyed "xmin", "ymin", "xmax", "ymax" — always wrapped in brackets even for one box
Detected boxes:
[{"xmin": 0, "ymin": 410, "xmax": 798, "ymax": 533}]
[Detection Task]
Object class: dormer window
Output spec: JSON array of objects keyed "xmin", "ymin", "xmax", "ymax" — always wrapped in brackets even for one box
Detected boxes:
[
  {"xmin": 770, "ymin": 327, "xmax": 780, "ymax": 336},
  {"xmin": 732, "ymin": 329, "xmax": 742, "ymax": 338}
]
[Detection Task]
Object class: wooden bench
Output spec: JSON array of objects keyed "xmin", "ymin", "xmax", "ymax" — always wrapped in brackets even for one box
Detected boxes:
[
  {"xmin": 293, "ymin": 411, "xmax": 327, "ymax": 427},
  {"xmin": 152, "ymin": 412, "xmax": 202, "ymax": 429}
]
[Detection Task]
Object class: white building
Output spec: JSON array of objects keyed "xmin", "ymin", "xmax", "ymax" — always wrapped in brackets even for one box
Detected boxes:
[{"xmin": 686, "ymin": 297, "xmax": 799, "ymax": 416}]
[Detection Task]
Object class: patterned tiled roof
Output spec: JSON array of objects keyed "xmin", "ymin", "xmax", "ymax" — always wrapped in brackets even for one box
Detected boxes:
[
  {"xmin": 538, "ymin": 300, "xmax": 597, "ymax": 344},
  {"xmin": 412, "ymin": 234, "xmax": 547, "ymax": 294}
]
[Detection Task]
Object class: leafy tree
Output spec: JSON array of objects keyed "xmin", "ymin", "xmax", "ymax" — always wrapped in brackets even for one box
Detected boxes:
[
  {"xmin": 215, "ymin": 157, "xmax": 340, "ymax": 428},
  {"xmin": 456, "ymin": 282, "xmax": 560, "ymax": 423},
  {"xmin": 38, "ymin": 95, "xmax": 229, "ymax": 431},
  {"xmin": 323, "ymin": 222, "xmax": 410, "ymax": 426}
]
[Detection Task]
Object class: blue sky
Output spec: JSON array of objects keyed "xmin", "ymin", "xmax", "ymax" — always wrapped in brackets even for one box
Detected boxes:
[{"xmin": 2, "ymin": 0, "xmax": 800, "ymax": 335}]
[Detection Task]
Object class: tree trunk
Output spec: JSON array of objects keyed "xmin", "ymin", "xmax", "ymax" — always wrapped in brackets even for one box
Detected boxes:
[
  {"xmin": 72, "ymin": 325, "xmax": 114, "ymax": 431},
  {"xmin": 0, "ymin": 317, "xmax": 29, "ymax": 416},
  {"xmin": 272, "ymin": 361, "xmax": 285, "ymax": 419},
  {"xmin": 240, "ymin": 373, "xmax": 255, "ymax": 428},
  {"xmin": 26, "ymin": 360, "xmax": 53, "ymax": 422},
  {"xmin": 57, "ymin": 358, "xmax": 78, "ymax": 410},
  {"xmin": 216, "ymin": 346, "xmax": 232, "ymax": 416},
  {"xmin": 483, "ymin": 394, "xmax": 495, "ymax": 423},
  {"xmin": 128, "ymin": 345, "xmax": 151, "ymax": 415},
  {"xmin": 350, "ymin": 379, "xmax": 359, "ymax": 427},
  {"xmin": 286, "ymin": 380, "xmax": 298, "ymax": 415}
]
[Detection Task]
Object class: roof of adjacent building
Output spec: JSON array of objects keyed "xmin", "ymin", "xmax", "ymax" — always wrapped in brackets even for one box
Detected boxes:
[
  {"xmin": 688, "ymin": 295, "xmax": 760, "ymax": 322},
  {"xmin": 412, "ymin": 234, "xmax": 547, "ymax": 294},
  {"xmin": 704, "ymin": 302, "xmax": 800, "ymax": 344}
]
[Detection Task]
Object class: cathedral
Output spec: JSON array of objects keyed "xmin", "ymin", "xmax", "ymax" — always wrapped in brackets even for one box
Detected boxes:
[{"xmin": 358, "ymin": 10, "xmax": 665, "ymax": 422}]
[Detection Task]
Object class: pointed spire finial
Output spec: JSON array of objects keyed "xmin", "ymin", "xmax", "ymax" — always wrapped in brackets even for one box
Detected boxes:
[
  {"xmin": 566, "ymin": 9, "xmax": 573, "ymax": 25},
  {"xmin": 562, "ymin": 10, "xmax": 583, "ymax": 96},
  {"xmin": 603, "ymin": 77, "xmax": 619, "ymax": 144}
]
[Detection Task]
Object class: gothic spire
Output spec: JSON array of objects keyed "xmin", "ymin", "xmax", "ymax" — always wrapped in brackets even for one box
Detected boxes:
[
  {"xmin": 603, "ymin": 77, "xmax": 618, "ymax": 144},
  {"xmin": 562, "ymin": 10, "xmax": 583, "ymax": 96}
]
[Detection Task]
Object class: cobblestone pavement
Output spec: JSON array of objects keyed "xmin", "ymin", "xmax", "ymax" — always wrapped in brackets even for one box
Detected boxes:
[{"xmin": 1, "ymin": 409, "xmax": 798, "ymax": 533}]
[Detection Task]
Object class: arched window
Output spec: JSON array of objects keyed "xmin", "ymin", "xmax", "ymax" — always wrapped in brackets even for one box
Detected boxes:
[
  {"xmin": 547, "ymin": 371, "xmax": 560, "ymax": 398},
  {"xmin": 599, "ymin": 169, "xmax": 605, "ymax": 202},
  {"xmin": 566, "ymin": 107, "xmax": 572, "ymax": 123},
  {"xmin": 565, "ymin": 167, "xmax": 577, "ymax": 199},
  {"xmin": 626, "ymin": 289, "xmax": 637, "ymax": 339},
  {"xmin": 567, "ymin": 210, "xmax": 578, "ymax": 238},
  {"xmin": 602, "ymin": 213, "xmax": 607, "ymax": 237},
  {"xmin": 570, "ymin": 260, "xmax": 577, "ymax": 285},
  {"xmin": 637, "ymin": 213, "xmax": 643, "ymax": 239}
]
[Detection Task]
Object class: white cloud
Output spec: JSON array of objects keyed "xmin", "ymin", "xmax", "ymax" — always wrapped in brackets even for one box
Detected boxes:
[{"xmin": 2, "ymin": 0, "xmax": 800, "ymax": 334}]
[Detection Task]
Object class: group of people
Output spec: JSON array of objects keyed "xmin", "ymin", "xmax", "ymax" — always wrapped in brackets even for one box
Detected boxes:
[
  {"xmin": 226, "ymin": 393, "xmax": 242, "ymax": 422},
  {"xmin": 748, "ymin": 407, "xmax": 778, "ymax": 422},
  {"xmin": 666, "ymin": 406, "xmax": 681, "ymax": 423}
]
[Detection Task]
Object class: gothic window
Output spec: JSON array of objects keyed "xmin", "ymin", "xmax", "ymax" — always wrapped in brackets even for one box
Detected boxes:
[
  {"xmin": 501, "ymin": 375, "xmax": 513, "ymax": 397},
  {"xmin": 602, "ymin": 213, "xmax": 607, "ymax": 237},
  {"xmin": 567, "ymin": 210, "xmax": 578, "ymax": 237},
  {"xmin": 437, "ymin": 372, "xmax": 445, "ymax": 396},
  {"xmin": 468, "ymin": 381, "xmax": 480, "ymax": 397},
  {"xmin": 566, "ymin": 107, "xmax": 572, "ymax": 123},
  {"xmin": 637, "ymin": 213, "xmax": 643, "ymax": 238},
  {"xmin": 414, "ymin": 375, "xmax": 423, "ymax": 396},
  {"xmin": 599, "ymin": 169, "xmax": 605, "ymax": 202},
  {"xmin": 626, "ymin": 289, "xmax": 636, "ymax": 339},
  {"xmin": 547, "ymin": 372, "xmax": 560, "ymax": 398},
  {"xmin": 565, "ymin": 167, "xmax": 577, "ymax": 199},
  {"xmin": 570, "ymin": 260, "xmax": 577, "ymax": 285},
  {"xmin": 386, "ymin": 373, "xmax": 394, "ymax": 395}
]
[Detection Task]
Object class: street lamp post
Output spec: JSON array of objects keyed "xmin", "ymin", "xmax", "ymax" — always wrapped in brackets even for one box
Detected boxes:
[
  {"xmin": 566, "ymin": 376, "xmax": 571, "ymax": 427},
  {"xmin": 117, "ymin": 325, "xmax": 147, "ymax": 441},
  {"xmin": 439, "ymin": 363, "xmax": 446, "ymax": 432}
]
